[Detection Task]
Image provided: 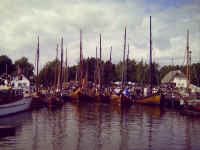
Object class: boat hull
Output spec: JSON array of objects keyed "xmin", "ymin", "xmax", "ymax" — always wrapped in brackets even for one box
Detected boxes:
[
  {"xmin": 110, "ymin": 94, "xmax": 133, "ymax": 105},
  {"xmin": 78, "ymin": 92, "xmax": 94, "ymax": 102},
  {"xmin": 0, "ymin": 97, "xmax": 32, "ymax": 117},
  {"xmin": 110, "ymin": 94, "xmax": 121, "ymax": 105},
  {"xmin": 134, "ymin": 94, "xmax": 161, "ymax": 105},
  {"xmin": 70, "ymin": 88, "xmax": 80, "ymax": 100}
]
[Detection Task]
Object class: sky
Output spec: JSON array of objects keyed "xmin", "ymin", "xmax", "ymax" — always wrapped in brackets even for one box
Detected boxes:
[{"xmin": 0, "ymin": 0, "xmax": 200, "ymax": 71}]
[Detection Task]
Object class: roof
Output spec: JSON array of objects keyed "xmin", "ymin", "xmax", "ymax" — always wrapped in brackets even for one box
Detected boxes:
[{"xmin": 161, "ymin": 70, "xmax": 186, "ymax": 84}]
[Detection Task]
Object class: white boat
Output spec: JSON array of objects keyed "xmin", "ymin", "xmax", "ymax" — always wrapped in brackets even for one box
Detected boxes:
[
  {"xmin": 0, "ymin": 96, "xmax": 32, "ymax": 117},
  {"xmin": 0, "ymin": 73, "xmax": 32, "ymax": 117}
]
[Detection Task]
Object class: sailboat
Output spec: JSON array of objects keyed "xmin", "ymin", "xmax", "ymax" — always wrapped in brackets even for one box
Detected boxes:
[
  {"xmin": 110, "ymin": 27, "xmax": 133, "ymax": 105},
  {"xmin": 70, "ymin": 30, "xmax": 86, "ymax": 101},
  {"xmin": 31, "ymin": 36, "xmax": 45, "ymax": 108},
  {"xmin": 78, "ymin": 58, "xmax": 95, "ymax": 102},
  {"xmin": 44, "ymin": 38, "xmax": 64, "ymax": 107},
  {"xmin": 183, "ymin": 30, "xmax": 200, "ymax": 112},
  {"xmin": 93, "ymin": 33, "xmax": 110, "ymax": 103},
  {"xmin": 134, "ymin": 16, "xmax": 161, "ymax": 105}
]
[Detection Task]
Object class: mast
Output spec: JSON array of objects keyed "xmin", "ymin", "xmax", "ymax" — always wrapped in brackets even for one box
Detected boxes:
[
  {"xmin": 110, "ymin": 46, "xmax": 112, "ymax": 62},
  {"xmin": 65, "ymin": 48, "xmax": 68, "ymax": 83},
  {"xmin": 36, "ymin": 36, "xmax": 40, "ymax": 94},
  {"xmin": 85, "ymin": 58, "xmax": 89, "ymax": 89},
  {"xmin": 54, "ymin": 43, "xmax": 59, "ymax": 93},
  {"xmin": 121, "ymin": 27, "xmax": 126, "ymax": 89},
  {"xmin": 79, "ymin": 30, "xmax": 83, "ymax": 87},
  {"xmin": 99, "ymin": 33, "xmax": 102, "ymax": 89},
  {"xmin": 150, "ymin": 16, "xmax": 153, "ymax": 94},
  {"xmin": 60, "ymin": 37, "xmax": 64, "ymax": 92},
  {"xmin": 95, "ymin": 46, "xmax": 98, "ymax": 85},
  {"xmin": 126, "ymin": 43, "xmax": 130, "ymax": 84},
  {"xmin": 6, "ymin": 64, "xmax": 8, "ymax": 75},
  {"xmin": 186, "ymin": 29, "xmax": 191, "ymax": 93}
]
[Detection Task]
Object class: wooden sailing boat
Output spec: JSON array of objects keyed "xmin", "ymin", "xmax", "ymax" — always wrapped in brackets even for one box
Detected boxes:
[
  {"xmin": 60, "ymin": 48, "xmax": 71, "ymax": 101},
  {"xmin": 134, "ymin": 16, "xmax": 161, "ymax": 105},
  {"xmin": 184, "ymin": 30, "xmax": 200, "ymax": 112},
  {"xmin": 45, "ymin": 38, "xmax": 64, "ymax": 107},
  {"xmin": 110, "ymin": 27, "xmax": 133, "ymax": 105},
  {"xmin": 31, "ymin": 36, "xmax": 46, "ymax": 108},
  {"xmin": 94, "ymin": 33, "xmax": 110, "ymax": 103},
  {"xmin": 78, "ymin": 58, "xmax": 95, "ymax": 102},
  {"xmin": 77, "ymin": 31, "xmax": 96, "ymax": 102},
  {"xmin": 70, "ymin": 30, "xmax": 83, "ymax": 101}
]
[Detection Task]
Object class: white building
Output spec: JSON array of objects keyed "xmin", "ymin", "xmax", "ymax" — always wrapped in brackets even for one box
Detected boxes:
[
  {"xmin": 11, "ymin": 74, "xmax": 30, "ymax": 90},
  {"xmin": 161, "ymin": 70, "xmax": 200, "ymax": 93}
]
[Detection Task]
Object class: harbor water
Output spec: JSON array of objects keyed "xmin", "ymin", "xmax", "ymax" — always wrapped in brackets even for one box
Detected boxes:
[{"xmin": 0, "ymin": 102, "xmax": 200, "ymax": 150}]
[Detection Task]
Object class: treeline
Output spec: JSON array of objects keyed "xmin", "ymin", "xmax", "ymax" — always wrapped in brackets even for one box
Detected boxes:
[
  {"xmin": 38, "ymin": 57, "xmax": 200, "ymax": 87},
  {"xmin": 0, "ymin": 55, "xmax": 34, "ymax": 79},
  {"xmin": 1, "ymin": 55, "xmax": 200, "ymax": 87}
]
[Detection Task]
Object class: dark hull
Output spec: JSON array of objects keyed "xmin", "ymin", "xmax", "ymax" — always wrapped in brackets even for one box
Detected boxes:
[
  {"xmin": 121, "ymin": 95, "xmax": 133, "ymax": 105},
  {"xmin": 78, "ymin": 92, "xmax": 94, "ymax": 103},
  {"xmin": 94, "ymin": 94, "xmax": 110, "ymax": 103},
  {"xmin": 44, "ymin": 95, "xmax": 64, "ymax": 107}
]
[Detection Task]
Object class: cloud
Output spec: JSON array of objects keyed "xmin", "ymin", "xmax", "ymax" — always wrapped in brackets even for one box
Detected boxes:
[{"xmin": 0, "ymin": 0, "xmax": 199, "ymax": 70}]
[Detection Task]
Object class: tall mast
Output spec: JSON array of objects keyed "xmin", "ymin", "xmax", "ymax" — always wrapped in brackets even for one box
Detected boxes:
[
  {"xmin": 65, "ymin": 48, "xmax": 68, "ymax": 83},
  {"xmin": 36, "ymin": 36, "xmax": 40, "ymax": 94},
  {"xmin": 110, "ymin": 46, "xmax": 112, "ymax": 62},
  {"xmin": 85, "ymin": 58, "xmax": 89, "ymax": 88},
  {"xmin": 60, "ymin": 37, "xmax": 63, "ymax": 92},
  {"xmin": 126, "ymin": 43, "xmax": 130, "ymax": 84},
  {"xmin": 186, "ymin": 29, "xmax": 191, "ymax": 93},
  {"xmin": 95, "ymin": 46, "xmax": 98, "ymax": 84},
  {"xmin": 79, "ymin": 30, "xmax": 83, "ymax": 87},
  {"xmin": 54, "ymin": 43, "xmax": 58, "ymax": 92},
  {"xmin": 121, "ymin": 27, "xmax": 126, "ymax": 89},
  {"xmin": 150, "ymin": 16, "xmax": 153, "ymax": 94},
  {"xmin": 99, "ymin": 33, "xmax": 102, "ymax": 89}
]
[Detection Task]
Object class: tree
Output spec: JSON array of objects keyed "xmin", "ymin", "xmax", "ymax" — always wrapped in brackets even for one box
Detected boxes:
[
  {"xmin": 152, "ymin": 62, "xmax": 160, "ymax": 86},
  {"xmin": 68, "ymin": 65, "xmax": 77, "ymax": 81},
  {"xmin": 39, "ymin": 59, "xmax": 60, "ymax": 87},
  {"xmin": 103, "ymin": 61, "xmax": 117, "ymax": 85},
  {"xmin": 126, "ymin": 59, "xmax": 137, "ymax": 82},
  {"xmin": 13, "ymin": 57, "xmax": 34, "ymax": 79},
  {"xmin": 0, "ymin": 55, "xmax": 13, "ymax": 76}
]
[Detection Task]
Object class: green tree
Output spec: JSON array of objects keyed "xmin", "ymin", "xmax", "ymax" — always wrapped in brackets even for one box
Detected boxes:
[
  {"xmin": 39, "ymin": 59, "xmax": 60, "ymax": 87},
  {"xmin": 126, "ymin": 59, "xmax": 137, "ymax": 82},
  {"xmin": 13, "ymin": 57, "xmax": 34, "ymax": 79},
  {"xmin": 0, "ymin": 55, "xmax": 13, "ymax": 76},
  {"xmin": 103, "ymin": 61, "xmax": 117, "ymax": 85},
  {"xmin": 68, "ymin": 65, "xmax": 77, "ymax": 81}
]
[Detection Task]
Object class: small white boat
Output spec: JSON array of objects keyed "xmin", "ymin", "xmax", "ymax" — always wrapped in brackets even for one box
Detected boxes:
[{"xmin": 0, "ymin": 96, "xmax": 32, "ymax": 117}]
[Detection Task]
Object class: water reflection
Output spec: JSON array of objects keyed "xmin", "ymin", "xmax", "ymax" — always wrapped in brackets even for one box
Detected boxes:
[
  {"xmin": 1, "ymin": 103, "xmax": 200, "ymax": 150},
  {"xmin": 0, "ymin": 111, "xmax": 32, "ymax": 150}
]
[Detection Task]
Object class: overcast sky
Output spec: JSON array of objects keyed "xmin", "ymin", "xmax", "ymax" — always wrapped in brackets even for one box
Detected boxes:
[{"xmin": 0, "ymin": 0, "xmax": 200, "ymax": 70}]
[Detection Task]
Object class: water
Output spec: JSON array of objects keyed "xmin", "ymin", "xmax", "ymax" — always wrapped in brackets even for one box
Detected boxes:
[{"xmin": 0, "ymin": 102, "xmax": 200, "ymax": 150}]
